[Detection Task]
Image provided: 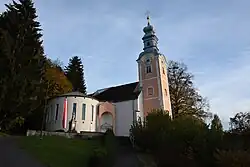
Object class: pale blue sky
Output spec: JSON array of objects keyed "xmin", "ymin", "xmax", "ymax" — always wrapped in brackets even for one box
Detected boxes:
[{"xmin": 1, "ymin": 0, "xmax": 250, "ymax": 128}]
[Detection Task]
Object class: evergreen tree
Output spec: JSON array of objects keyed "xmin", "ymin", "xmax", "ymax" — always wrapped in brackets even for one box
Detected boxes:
[
  {"xmin": 211, "ymin": 114, "xmax": 223, "ymax": 132},
  {"xmin": 65, "ymin": 56, "xmax": 87, "ymax": 94},
  {"xmin": 0, "ymin": 0, "xmax": 46, "ymax": 131},
  {"xmin": 167, "ymin": 60, "xmax": 210, "ymax": 119}
]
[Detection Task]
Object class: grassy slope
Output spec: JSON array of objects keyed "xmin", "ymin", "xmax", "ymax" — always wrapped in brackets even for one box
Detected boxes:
[{"xmin": 18, "ymin": 136, "xmax": 100, "ymax": 167}]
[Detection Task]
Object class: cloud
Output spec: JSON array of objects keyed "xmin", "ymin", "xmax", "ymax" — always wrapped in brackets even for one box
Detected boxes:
[{"xmin": 198, "ymin": 47, "xmax": 250, "ymax": 129}]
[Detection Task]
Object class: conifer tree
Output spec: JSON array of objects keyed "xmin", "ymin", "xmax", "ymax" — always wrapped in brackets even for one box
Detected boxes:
[
  {"xmin": 211, "ymin": 114, "xmax": 223, "ymax": 132},
  {"xmin": 0, "ymin": 0, "xmax": 46, "ymax": 130},
  {"xmin": 65, "ymin": 56, "xmax": 87, "ymax": 94}
]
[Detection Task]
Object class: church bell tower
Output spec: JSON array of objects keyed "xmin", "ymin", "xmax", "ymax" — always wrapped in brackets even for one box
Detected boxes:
[{"xmin": 137, "ymin": 15, "xmax": 172, "ymax": 117}]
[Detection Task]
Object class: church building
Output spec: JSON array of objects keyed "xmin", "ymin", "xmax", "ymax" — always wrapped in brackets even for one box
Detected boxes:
[{"xmin": 45, "ymin": 16, "xmax": 172, "ymax": 137}]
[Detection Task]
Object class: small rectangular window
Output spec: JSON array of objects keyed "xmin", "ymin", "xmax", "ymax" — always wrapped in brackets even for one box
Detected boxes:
[
  {"xmin": 82, "ymin": 103, "xmax": 86, "ymax": 120},
  {"xmin": 50, "ymin": 105, "xmax": 52, "ymax": 121},
  {"xmin": 146, "ymin": 65, "xmax": 152, "ymax": 73},
  {"xmin": 165, "ymin": 89, "xmax": 168, "ymax": 96},
  {"xmin": 46, "ymin": 107, "xmax": 49, "ymax": 122},
  {"xmin": 162, "ymin": 67, "xmax": 165, "ymax": 74},
  {"xmin": 55, "ymin": 104, "xmax": 59, "ymax": 120},
  {"xmin": 91, "ymin": 105, "xmax": 94, "ymax": 121},
  {"xmin": 73, "ymin": 103, "xmax": 77, "ymax": 118},
  {"xmin": 148, "ymin": 87, "xmax": 153, "ymax": 96}
]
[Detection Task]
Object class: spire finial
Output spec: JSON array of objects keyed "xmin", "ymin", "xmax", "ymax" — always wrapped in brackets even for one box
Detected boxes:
[{"xmin": 145, "ymin": 10, "xmax": 150, "ymax": 25}]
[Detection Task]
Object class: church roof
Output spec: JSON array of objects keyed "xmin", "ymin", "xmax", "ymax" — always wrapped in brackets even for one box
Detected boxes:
[
  {"xmin": 61, "ymin": 91, "xmax": 86, "ymax": 97},
  {"xmin": 89, "ymin": 82, "xmax": 140, "ymax": 103},
  {"xmin": 47, "ymin": 91, "xmax": 94, "ymax": 101}
]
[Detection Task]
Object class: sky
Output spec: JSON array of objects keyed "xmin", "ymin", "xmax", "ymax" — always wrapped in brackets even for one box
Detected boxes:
[{"xmin": 1, "ymin": 0, "xmax": 250, "ymax": 129}]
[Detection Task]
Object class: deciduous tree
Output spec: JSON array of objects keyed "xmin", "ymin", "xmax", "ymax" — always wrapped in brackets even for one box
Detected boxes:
[
  {"xmin": 45, "ymin": 59, "xmax": 73, "ymax": 98},
  {"xmin": 229, "ymin": 112, "xmax": 250, "ymax": 133},
  {"xmin": 167, "ymin": 60, "xmax": 210, "ymax": 119}
]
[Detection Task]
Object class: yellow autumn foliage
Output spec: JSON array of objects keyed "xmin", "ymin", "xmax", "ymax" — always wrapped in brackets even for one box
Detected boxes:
[{"xmin": 45, "ymin": 66, "xmax": 72, "ymax": 98}]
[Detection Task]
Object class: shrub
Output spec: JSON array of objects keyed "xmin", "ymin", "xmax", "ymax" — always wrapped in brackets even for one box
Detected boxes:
[
  {"xmin": 130, "ymin": 109, "xmax": 215, "ymax": 167},
  {"xmin": 130, "ymin": 109, "xmax": 172, "ymax": 152},
  {"xmin": 222, "ymin": 132, "xmax": 250, "ymax": 151},
  {"xmin": 214, "ymin": 149, "xmax": 250, "ymax": 167},
  {"xmin": 130, "ymin": 117, "xmax": 148, "ymax": 151},
  {"xmin": 171, "ymin": 116, "xmax": 212, "ymax": 167}
]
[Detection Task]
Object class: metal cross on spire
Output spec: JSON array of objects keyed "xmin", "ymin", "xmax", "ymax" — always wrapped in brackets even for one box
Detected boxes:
[{"xmin": 145, "ymin": 10, "xmax": 150, "ymax": 25}]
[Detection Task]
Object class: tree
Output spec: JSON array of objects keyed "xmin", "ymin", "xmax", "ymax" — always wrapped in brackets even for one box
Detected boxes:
[
  {"xmin": 65, "ymin": 56, "xmax": 87, "ymax": 94},
  {"xmin": 130, "ymin": 109, "xmax": 210, "ymax": 167},
  {"xmin": 52, "ymin": 58, "xmax": 64, "ymax": 72},
  {"xmin": 229, "ymin": 112, "xmax": 250, "ymax": 133},
  {"xmin": 23, "ymin": 59, "xmax": 72, "ymax": 132},
  {"xmin": 0, "ymin": 0, "xmax": 46, "ymax": 131},
  {"xmin": 211, "ymin": 114, "xmax": 223, "ymax": 132},
  {"xmin": 167, "ymin": 60, "xmax": 210, "ymax": 119},
  {"xmin": 214, "ymin": 150, "xmax": 250, "ymax": 167},
  {"xmin": 45, "ymin": 59, "xmax": 73, "ymax": 98},
  {"xmin": 208, "ymin": 114, "xmax": 223, "ymax": 160}
]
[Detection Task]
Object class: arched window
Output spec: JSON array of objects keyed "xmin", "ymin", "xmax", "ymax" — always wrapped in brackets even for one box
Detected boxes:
[{"xmin": 146, "ymin": 59, "xmax": 152, "ymax": 73}]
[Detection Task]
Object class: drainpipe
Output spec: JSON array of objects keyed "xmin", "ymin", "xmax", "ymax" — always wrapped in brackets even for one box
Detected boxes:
[
  {"xmin": 132, "ymin": 100, "xmax": 135, "ymax": 123},
  {"xmin": 131, "ymin": 99, "xmax": 136, "ymax": 148}
]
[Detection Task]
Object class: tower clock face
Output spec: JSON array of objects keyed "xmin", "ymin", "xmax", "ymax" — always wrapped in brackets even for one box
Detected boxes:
[{"xmin": 143, "ymin": 54, "xmax": 152, "ymax": 62}]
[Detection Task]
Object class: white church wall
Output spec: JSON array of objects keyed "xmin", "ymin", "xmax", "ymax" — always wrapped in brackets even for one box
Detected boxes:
[
  {"xmin": 45, "ymin": 96, "xmax": 99, "ymax": 133},
  {"xmin": 114, "ymin": 98, "xmax": 140, "ymax": 137},
  {"xmin": 46, "ymin": 97, "xmax": 64, "ymax": 131}
]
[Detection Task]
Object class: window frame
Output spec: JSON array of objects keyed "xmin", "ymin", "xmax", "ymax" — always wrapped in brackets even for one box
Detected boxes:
[
  {"xmin": 72, "ymin": 103, "xmax": 77, "ymax": 118},
  {"xmin": 50, "ymin": 105, "xmax": 53, "ymax": 121},
  {"xmin": 55, "ymin": 104, "xmax": 59, "ymax": 120},
  {"xmin": 145, "ymin": 59, "xmax": 152, "ymax": 74},
  {"xmin": 147, "ymin": 87, "xmax": 154, "ymax": 96},
  {"xmin": 82, "ymin": 103, "xmax": 86, "ymax": 120},
  {"xmin": 146, "ymin": 65, "xmax": 152, "ymax": 73},
  {"xmin": 46, "ymin": 107, "xmax": 49, "ymax": 122},
  {"xmin": 91, "ymin": 105, "xmax": 94, "ymax": 121}
]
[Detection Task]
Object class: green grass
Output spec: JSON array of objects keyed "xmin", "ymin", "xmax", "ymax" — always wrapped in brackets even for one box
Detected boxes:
[
  {"xmin": 18, "ymin": 136, "xmax": 101, "ymax": 167},
  {"xmin": 0, "ymin": 131, "xmax": 8, "ymax": 136}
]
